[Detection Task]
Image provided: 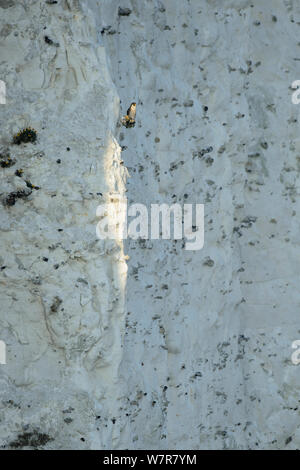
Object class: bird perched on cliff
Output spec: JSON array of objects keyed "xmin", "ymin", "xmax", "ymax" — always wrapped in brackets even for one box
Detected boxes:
[
  {"xmin": 121, "ymin": 102, "xmax": 136, "ymax": 128},
  {"xmin": 127, "ymin": 102, "xmax": 136, "ymax": 121}
]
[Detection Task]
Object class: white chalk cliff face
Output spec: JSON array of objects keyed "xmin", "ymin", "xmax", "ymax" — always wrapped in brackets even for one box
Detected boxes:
[{"xmin": 0, "ymin": 0, "xmax": 300, "ymax": 450}]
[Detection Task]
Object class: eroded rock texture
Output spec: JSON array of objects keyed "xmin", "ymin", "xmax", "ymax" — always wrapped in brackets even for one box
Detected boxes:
[
  {"xmin": 0, "ymin": 0, "xmax": 300, "ymax": 450},
  {"xmin": 0, "ymin": 0, "xmax": 127, "ymax": 449}
]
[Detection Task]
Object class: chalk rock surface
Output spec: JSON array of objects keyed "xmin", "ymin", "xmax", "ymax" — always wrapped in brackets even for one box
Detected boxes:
[{"xmin": 0, "ymin": 0, "xmax": 300, "ymax": 449}]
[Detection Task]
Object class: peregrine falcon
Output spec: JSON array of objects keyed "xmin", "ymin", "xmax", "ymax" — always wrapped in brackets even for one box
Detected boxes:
[
  {"xmin": 127, "ymin": 102, "xmax": 136, "ymax": 120},
  {"xmin": 121, "ymin": 102, "xmax": 137, "ymax": 128}
]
